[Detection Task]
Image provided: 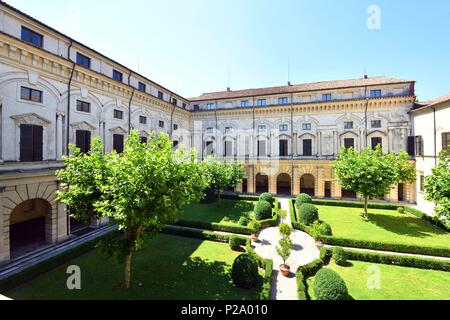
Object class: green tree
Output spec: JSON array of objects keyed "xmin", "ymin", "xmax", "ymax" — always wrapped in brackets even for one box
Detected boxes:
[
  {"xmin": 334, "ymin": 145, "xmax": 415, "ymax": 220},
  {"xmin": 57, "ymin": 130, "xmax": 210, "ymax": 289},
  {"xmin": 424, "ymin": 149, "xmax": 450, "ymax": 228},
  {"xmin": 203, "ymin": 156, "xmax": 246, "ymax": 204},
  {"xmin": 276, "ymin": 237, "xmax": 293, "ymax": 266}
]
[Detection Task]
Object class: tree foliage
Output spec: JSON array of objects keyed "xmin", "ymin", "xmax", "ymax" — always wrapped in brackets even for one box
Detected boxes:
[
  {"xmin": 424, "ymin": 149, "xmax": 450, "ymax": 228},
  {"xmin": 57, "ymin": 130, "xmax": 210, "ymax": 288},
  {"xmin": 334, "ymin": 145, "xmax": 415, "ymax": 219}
]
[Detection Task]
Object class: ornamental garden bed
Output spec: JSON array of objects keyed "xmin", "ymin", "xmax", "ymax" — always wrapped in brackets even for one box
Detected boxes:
[
  {"xmin": 307, "ymin": 261, "xmax": 450, "ymax": 300},
  {"xmin": 6, "ymin": 234, "xmax": 266, "ymax": 300},
  {"xmin": 290, "ymin": 199, "xmax": 450, "ymax": 257}
]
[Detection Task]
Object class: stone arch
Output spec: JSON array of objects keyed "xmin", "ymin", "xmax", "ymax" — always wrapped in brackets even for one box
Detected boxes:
[
  {"xmin": 300, "ymin": 173, "xmax": 316, "ymax": 196},
  {"xmin": 255, "ymin": 173, "xmax": 269, "ymax": 194},
  {"xmin": 277, "ymin": 173, "xmax": 292, "ymax": 195}
]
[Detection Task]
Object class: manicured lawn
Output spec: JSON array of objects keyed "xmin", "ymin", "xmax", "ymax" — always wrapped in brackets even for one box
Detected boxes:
[
  {"xmin": 314, "ymin": 205, "xmax": 450, "ymax": 250},
  {"xmin": 180, "ymin": 199, "xmax": 255, "ymax": 225},
  {"xmin": 307, "ymin": 261, "xmax": 450, "ymax": 300},
  {"xmin": 8, "ymin": 234, "xmax": 263, "ymax": 300}
]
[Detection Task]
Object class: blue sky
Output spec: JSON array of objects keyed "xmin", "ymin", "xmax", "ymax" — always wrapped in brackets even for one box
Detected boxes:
[{"xmin": 6, "ymin": 0, "xmax": 450, "ymax": 100}]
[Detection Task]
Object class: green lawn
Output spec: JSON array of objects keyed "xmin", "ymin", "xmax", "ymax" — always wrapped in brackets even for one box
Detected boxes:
[
  {"xmin": 7, "ymin": 234, "xmax": 263, "ymax": 300},
  {"xmin": 180, "ymin": 199, "xmax": 255, "ymax": 225},
  {"xmin": 307, "ymin": 261, "xmax": 450, "ymax": 300},
  {"xmin": 314, "ymin": 205, "xmax": 450, "ymax": 250}
]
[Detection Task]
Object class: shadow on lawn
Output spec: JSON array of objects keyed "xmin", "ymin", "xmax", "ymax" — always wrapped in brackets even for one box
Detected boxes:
[{"xmin": 367, "ymin": 212, "xmax": 446, "ymax": 238}]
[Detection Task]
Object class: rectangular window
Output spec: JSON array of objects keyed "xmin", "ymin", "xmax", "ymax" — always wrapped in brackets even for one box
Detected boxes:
[
  {"xmin": 173, "ymin": 124, "xmax": 178, "ymax": 130},
  {"xmin": 344, "ymin": 121, "xmax": 354, "ymax": 130},
  {"xmin": 257, "ymin": 99, "xmax": 266, "ymax": 107},
  {"xmin": 278, "ymin": 97, "xmax": 288, "ymax": 105},
  {"xmin": 257, "ymin": 140, "xmax": 266, "ymax": 157},
  {"xmin": 224, "ymin": 141, "xmax": 233, "ymax": 157},
  {"xmin": 158, "ymin": 91, "xmax": 164, "ymax": 99},
  {"xmin": 193, "ymin": 105, "xmax": 200, "ymax": 111},
  {"xmin": 371, "ymin": 120, "xmax": 382, "ymax": 128},
  {"xmin": 344, "ymin": 138, "xmax": 355, "ymax": 149},
  {"xmin": 225, "ymin": 127, "xmax": 231, "ymax": 133},
  {"xmin": 76, "ymin": 100, "xmax": 91, "ymax": 113},
  {"xmin": 303, "ymin": 139, "xmax": 312, "ymax": 156},
  {"xmin": 139, "ymin": 116, "xmax": 147, "ymax": 125},
  {"xmin": 279, "ymin": 124, "xmax": 289, "ymax": 132},
  {"xmin": 112, "ymin": 70, "xmax": 123, "ymax": 82},
  {"xmin": 420, "ymin": 175, "xmax": 425, "ymax": 192},
  {"xmin": 76, "ymin": 53, "xmax": 91, "ymax": 69},
  {"xmin": 113, "ymin": 109, "xmax": 123, "ymax": 119},
  {"xmin": 416, "ymin": 136, "xmax": 424, "ymax": 156},
  {"xmin": 182, "ymin": 103, "xmax": 187, "ymax": 109},
  {"xmin": 172, "ymin": 98, "xmax": 178, "ymax": 106},
  {"xmin": 370, "ymin": 90, "xmax": 382, "ymax": 98},
  {"xmin": 206, "ymin": 127, "xmax": 213, "ymax": 132},
  {"xmin": 372, "ymin": 137, "xmax": 383, "ymax": 150},
  {"xmin": 159, "ymin": 120, "xmax": 165, "ymax": 128},
  {"xmin": 76, "ymin": 130, "xmax": 91, "ymax": 154},
  {"xmin": 20, "ymin": 87, "xmax": 43, "ymax": 103},
  {"xmin": 140, "ymin": 136, "xmax": 148, "ymax": 144},
  {"xmin": 302, "ymin": 123, "xmax": 312, "ymax": 131},
  {"xmin": 206, "ymin": 141, "xmax": 214, "ymax": 155},
  {"xmin": 138, "ymin": 82, "xmax": 146, "ymax": 92},
  {"xmin": 322, "ymin": 94, "xmax": 332, "ymax": 101},
  {"xmin": 258, "ymin": 125, "xmax": 267, "ymax": 132},
  {"xmin": 241, "ymin": 100, "xmax": 249, "ymax": 107},
  {"xmin": 407, "ymin": 136, "xmax": 416, "ymax": 156},
  {"xmin": 113, "ymin": 134, "xmax": 124, "ymax": 153},
  {"xmin": 207, "ymin": 103, "xmax": 216, "ymax": 110},
  {"xmin": 442, "ymin": 132, "xmax": 450, "ymax": 151},
  {"xmin": 20, "ymin": 124, "xmax": 43, "ymax": 162},
  {"xmin": 21, "ymin": 26, "xmax": 43, "ymax": 48},
  {"xmin": 279, "ymin": 140, "xmax": 288, "ymax": 157}
]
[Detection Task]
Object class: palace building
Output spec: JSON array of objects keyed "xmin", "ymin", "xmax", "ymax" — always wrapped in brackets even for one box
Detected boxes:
[{"xmin": 0, "ymin": 1, "xmax": 448, "ymax": 264}]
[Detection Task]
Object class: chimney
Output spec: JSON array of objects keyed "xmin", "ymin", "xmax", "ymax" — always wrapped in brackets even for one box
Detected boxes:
[
  {"xmin": 227, "ymin": 87, "xmax": 231, "ymax": 92},
  {"xmin": 364, "ymin": 75, "xmax": 368, "ymax": 79},
  {"xmin": 287, "ymin": 81, "xmax": 292, "ymax": 86}
]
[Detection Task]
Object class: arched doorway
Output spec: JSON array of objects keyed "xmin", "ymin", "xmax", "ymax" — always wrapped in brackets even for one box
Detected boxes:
[
  {"xmin": 277, "ymin": 173, "xmax": 292, "ymax": 195},
  {"xmin": 255, "ymin": 174, "xmax": 269, "ymax": 194},
  {"xmin": 398, "ymin": 183, "xmax": 405, "ymax": 202},
  {"xmin": 300, "ymin": 174, "xmax": 315, "ymax": 196},
  {"xmin": 9, "ymin": 199, "xmax": 51, "ymax": 259},
  {"xmin": 242, "ymin": 178, "xmax": 248, "ymax": 194}
]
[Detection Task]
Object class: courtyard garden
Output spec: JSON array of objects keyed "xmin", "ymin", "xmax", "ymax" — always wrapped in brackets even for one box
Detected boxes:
[{"xmin": 7, "ymin": 234, "xmax": 266, "ymax": 300}]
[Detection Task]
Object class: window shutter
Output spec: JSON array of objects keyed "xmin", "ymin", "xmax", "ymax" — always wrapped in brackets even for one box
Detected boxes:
[
  {"xmin": 407, "ymin": 136, "xmax": 415, "ymax": 156},
  {"xmin": 33, "ymin": 125, "xmax": 43, "ymax": 161},
  {"xmin": 20, "ymin": 124, "xmax": 34, "ymax": 162}
]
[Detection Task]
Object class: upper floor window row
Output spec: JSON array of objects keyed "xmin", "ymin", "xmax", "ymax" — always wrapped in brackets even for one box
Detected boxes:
[
  {"xmin": 322, "ymin": 94, "xmax": 332, "ymax": 101},
  {"xmin": 193, "ymin": 105, "xmax": 200, "ymax": 111},
  {"xmin": 302, "ymin": 123, "xmax": 312, "ymax": 131},
  {"xmin": 257, "ymin": 99, "xmax": 267, "ymax": 107},
  {"xmin": 371, "ymin": 120, "xmax": 382, "ymax": 128},
  {"xmin": 76, "ymin": 100, "xmax": 91, "ymax": 113},
  {"xmin": 138, "ymin": 82, "xmax": 146, "ymax": 93},
  {"xmin": 114, "ymin": 109, "xmax": 124, "ymax": 120},
  {"xmin": 278, "ymin": 97, "xmax": 288, "ymax": 105},
  {"xmin": 76, "ymin": 52, "xmax": 91, "ymax": 69},
  {"xmin": 113, "ymin": 70, "xmax": 123, "ymax": 82},
  {"xmin": 241, "ymin": 100, "xmax": 249, "ymax": 108},
  {"xmin": 344, "ymin": 121, "xmax": 354, "ymax": 130},
  {"xmin": 207, "ymin": 103, "xmax": 216, "ymax": 110},
  {"xmin": 158, "ymin": 91, "xmax": 164, "ymax": 99},
  {"xmin": 370, "ymin": 89, "xmax": 382, "ymax": 98},
  {"xmin": 279, "ymin": 124, "xmax": 289, "ymax": 132},
  {"xmin": 21, "ymin": 87, "xmax": 43, "ymax": 103},
  {"xmin": 172, "ymin": 98, "xmax": 178, "ymax": 106},
  {"xmin": 21, "ymin": 26, "xmax": 43, "ymax": 48}
]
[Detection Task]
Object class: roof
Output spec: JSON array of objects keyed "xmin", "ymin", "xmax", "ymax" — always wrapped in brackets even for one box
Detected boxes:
[
  {"xmin": 414, "ymin": 92, "xmax": 450, "ymax": 111},
  {"xmin": 189, "ymin": 76, "xmax": 415, "ymax": 102}
]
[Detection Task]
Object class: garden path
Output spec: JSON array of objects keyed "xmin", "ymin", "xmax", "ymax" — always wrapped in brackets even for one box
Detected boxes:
[{"xmin": 253, "ymin": 197, "xmax": 320, "ymax": 300}]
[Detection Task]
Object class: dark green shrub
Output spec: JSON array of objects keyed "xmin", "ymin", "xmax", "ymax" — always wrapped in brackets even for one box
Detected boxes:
[
  {"xmin": 296, "ymin": 271, "xmax": 307, "ymax": 300},
  {"xmin": 314, "ymin": 268, "xmax": 348, "ymax": 300},
  {"xmin": 254, "ymin": 200, "xmax": 273, "ymax": 220},
  {"xmin": 201, "ymin": 187, "xmax": 216, "ymax": 203},
  {"xmin": 298, "ymin": 259, "xmax": 323, "ymax": 278},
  {"xmin": 229, "ymin": 235, "xmax": 241, "ymax": 251},
  {"xmin": 311, "ymin": 221, "xmax": 333, "ymax": 237},
  {"xmin": 238, "ymin": 216, "xmax": 250, "ymax": 226},
  {"xmin": 231, "ymin": 253, "xmax": 259, "ymax": 289},
  {"xmin": 397, "ymin": 207, "xmax": 405, "ymax": 214},
  {"xmin": 296, "ymin": 193, "xmax": 312, "ymax": 208},
  {"xmin": 259, "ymin": 193, "xmax": 274, "ymax": 206},
  {"xmin": 332, "ymin": 247, "xmax": 347, "ymax": 266},
  {"xmin": 298, "ymin": 203, "xmax": 319, "ymax": 225},
  {"xmin": 320, "ymin": 247, "xmax": 332, "ymax": 263}
]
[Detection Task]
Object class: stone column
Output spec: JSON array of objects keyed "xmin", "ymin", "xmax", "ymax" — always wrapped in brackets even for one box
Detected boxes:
[
  {"xmin": 0, "ymin": 192, "xmax": 7, "ymax": 264},
  {"xmin": 332, "ymin": 180, "xmax": 342, "ymax": 199},
  {"xmin": 388, "ymin": 128, "xmax": 394, "ymax": 153},
  {"xmin": 57, "ymin": 203, "xmax": 69, "ymax": 241},
  {"xmin": 316, "ymin": 166, "xmax": 325, "ymax": 198},
  {"xmin": 293, "ymin": 132, "xmax": 298, "ymax": 157},
  {"xmin": 317, "ymin": 132, "xmax": 322, "ymax": 156},
  {"xmin": 56, "ymin": 112, "xmax": 65, "ymax": 161},
  {"xmin": 269, "ymin": 175, "xmax": 277, "ymax": 194},
  {"xmin": 293, "ymin": 166, "xmax": 300, "ymax": 195},
  {"xmin": 247, "ymin": 165, "xmax": 255, "ymax": 194},
  {"xmin": 389, "ymin": 185, "xmax": 398, "ymax": 202}
]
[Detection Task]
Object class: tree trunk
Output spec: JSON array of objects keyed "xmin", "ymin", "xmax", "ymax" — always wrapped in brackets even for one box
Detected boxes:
[
  {"xmin": 364, "ymin": 196, "xmax": 369, "ymax": 220},
  {"xmin": 217, "ymin": 189, "xmax": 221, "ymax": 205},
  {"xmin": 122, "ymin": 251, "xmax": 133, "ymax": 289}
]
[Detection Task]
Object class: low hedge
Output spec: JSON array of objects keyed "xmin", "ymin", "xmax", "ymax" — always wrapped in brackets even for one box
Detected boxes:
[
  {"xmin": 162, "ymin": 225, "xmax": 246, "ymax": 244},
  {"xmin": 317, "ymin": 235, "xmax": 450, "ymax": 258},
  {"xmin": 0, "ymin": 229, "xmax": 120, "ymax": 292},
  {"xmin": 175, "ymin": 220, "xmax": 252, "ymax": 235},
  {"xmin": 343, "ymin": 249, "xmax": 450, "ymax": 272},
  {"xmin": 298, "ymin": 259, "xmax": 324, "ymax": 278},
  {"xmin": 311, "ymin": 199, "xmax": 401, "ymax": 210},
  {"xmin": 404, "ymin": 207, "xmax": 450, "ymax": 232},
  {"xmin": 221, "ymin": 194, "xmax": 260, "ymax": 202},
  {"xmin": 296, "ymin": 271, "xmax": 307, "ymax": 300},
  {"xmin": 245, "ymin": 238, "xmax": 273, "ymax": 300}
]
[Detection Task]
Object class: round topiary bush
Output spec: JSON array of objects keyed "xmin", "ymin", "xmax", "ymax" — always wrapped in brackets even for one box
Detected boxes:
[
  {"xmin": 259, "ymin": 193, "xmax": 274, "ymax": 207},
  {"xmin": 229, "ymin": 235, "xmax": 241, "ymax": 251},
  {"xmin": 397, "ymin": 207, "xmax": 405, "ymax": 214},
  {"xmin": 231, "ymin": 253, "xmax": 259, "ymax": 289},
  {"xmin": 298, "ymin": 203, "xmax": 319, "ymax": 225},
  {"xmin": 318, "ymin": 222, "xmax": 332, "ymax": 236},
  {"xmin": 238, "ymin": 216, "xmax": 249, "ymax": 226},
  {"xmin": 254, "ymin": 200, "xmax": 273, "ymax": 220},
  {"xmin": 296, "ymin": 193, "xmax": 312, "ymax": 208},
  {"xmin": 332, "ymin": 246, "xmax": 347, "ymax": 266},
  {"xmin": 314, "ymin": 268, "xmax": 348, "ymax": 300}
]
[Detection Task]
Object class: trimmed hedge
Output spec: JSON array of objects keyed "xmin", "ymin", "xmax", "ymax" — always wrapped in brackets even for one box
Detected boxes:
[
  {"xmin": 231, "ymin": 253, "xmax": 260, "ymax": 289},
  {"xmin": 221, "ymin": 194, "xmax": 260, "ymax": 202},
  {"xmin": 295, "ymin": 193, "xmax": 312, "ymax": 208},
  {"xmin": 332, "ymin": 246, "xmax": 347, "ymax": 266},
  {"xmin": 313, "ymin": 268, "xmax": 348, "ymax": 301},
  {"xmin": 254, "ymin": 200, "xmax": 273, "ymax": 220},
  {"xmin": 312, "ymin": 199, "xmax": 401, "ymax": 210},
  {"xmin": 162, "ymin": 225, "xmax": 245, "ymax": 244},
  {"xmin": 238, "ymin": 216, "xmax": 250, "ymax": 226},
  {"xmin": 298, "ymin": 203, "xmax": 319, "ymax": 225},
  {"xmin": 259, "ymin": 193, "xmax": 275, "ymax": 206},
  {"xmin": 175, "ymin": 220, "xmax": 252, "ymax": 235},
  {"xmin": 343, "ymin": 249, "xmax": 450, "ymax": 272},
  {"xmin": 404, "ymin": 207, "xmax": 450, "ymax": 232},
  {"xmin": 229, "ymin": 235, "xmax": 241, "ymax": 251},
  {"xmin": 296, "ymin": 271, "xmax": 307, "ymax": 300},
  {"xmin": 298, "ymin": 259, "xmax": 323, "ymax": 278},
  {"xmin": 245, "ymin": 238, "xmax": 273, "ymax": 300}
]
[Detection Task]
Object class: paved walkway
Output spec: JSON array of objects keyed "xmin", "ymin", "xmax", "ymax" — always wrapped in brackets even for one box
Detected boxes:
[{"xmin": 253, "ymin": 198, "xmax": 320, "ymax": 300}]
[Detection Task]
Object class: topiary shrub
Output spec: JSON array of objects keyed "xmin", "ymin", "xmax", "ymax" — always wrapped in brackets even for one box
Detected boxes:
[
  {"xmin": 231, "ymin": 253, "xmax": 259, "ymax": 289},
  {"xmin": 298, "ymin": 203, "xmax": 319, "ymax": 225},
  {"xmin": 259, "ymin": 193, "xmax": 274, "ymax": 207},
  {"xmin": 332, "ymin": 246, "xmax": 347, "ymax": 266},
  {"xmin": 229, "ymin": 235, "xmax": 241, "ymax": 251},
  {"xmin": 238, "ymin": 216, "xmax": 249, "ymax": 226},
  {"xmin": 318, "ymin": 221, "xmax": 332, "ymax": 236},
  {"xmin": 314, "ymin": 268, "xmax": 348, "ymax": 300},
  {"xmin": 397, "ymin": 207, "xmax": 405, "ymax": 214},
  {"xmin": 296, "ymin": 193, "xmax": 312, "ymax": 208},
  {"xmin": 254, "ymin": 200, "xmax": 273, "ymax": 220}
]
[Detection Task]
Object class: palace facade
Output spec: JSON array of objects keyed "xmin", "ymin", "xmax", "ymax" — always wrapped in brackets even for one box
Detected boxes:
[{"xmin": 0, "ymin": 1, "xmax": 447, "ymax": 264}]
